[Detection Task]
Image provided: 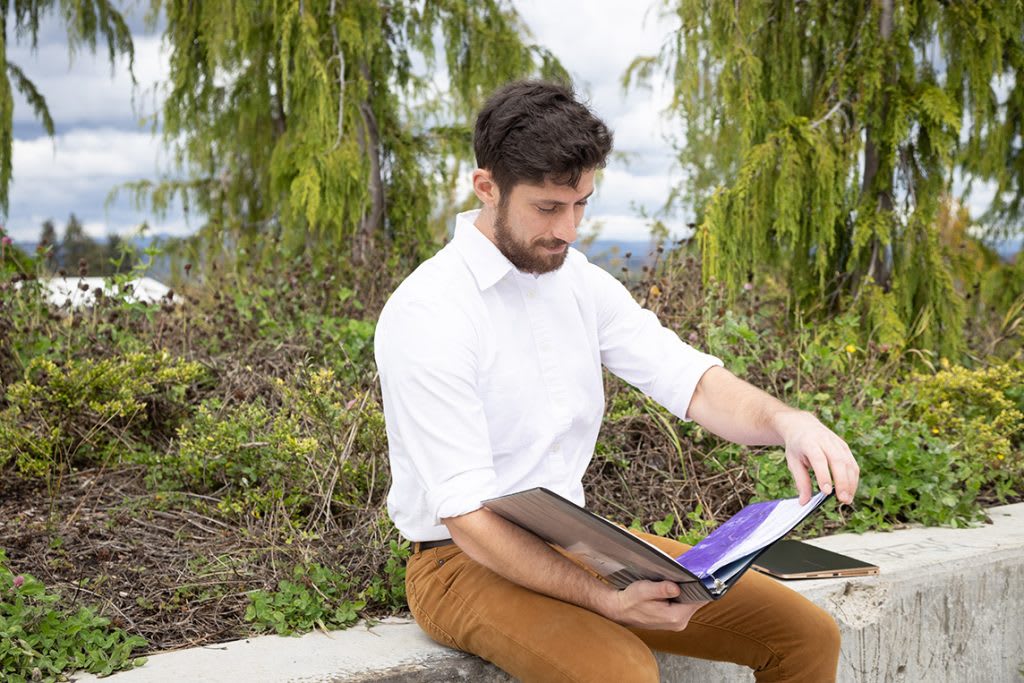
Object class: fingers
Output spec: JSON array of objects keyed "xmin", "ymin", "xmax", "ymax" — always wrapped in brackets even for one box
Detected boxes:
[
  {"xmin": 818, "ymin": 430, "xmax": 857, "ymax": 504},
  {"xmin": 832, "ymin": 442, "xmax": 859, "ymax": 504},
  {"xmin": 786, "ymin": 452, "xmax": 814, "ymax": 505},
  {"xmin": 806, "ymin": 445, "xmax": 835, "ymax": 499},
  {"xmin": 629, "ymin": 580, "xmax": 680, "ymax": 602},
  {"xmin": 617, "ymin": 582, "xmax": 706, "ymax": 631},
  {"xmin": 778, "ymin": 409, "xmax": 863, "ymax": 505}
]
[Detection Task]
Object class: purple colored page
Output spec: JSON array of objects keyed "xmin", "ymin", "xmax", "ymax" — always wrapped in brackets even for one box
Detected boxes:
[{"xmin": 675, "ymin": 499, "xmax": 780, "ymax": 577}]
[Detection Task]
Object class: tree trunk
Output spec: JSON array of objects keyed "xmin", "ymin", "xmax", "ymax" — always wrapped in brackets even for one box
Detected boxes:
[
  {"xmin": 861, "ymin": 0, "xmax": 894, "ymax": 290},
  {"xmin": 354, "ymin": 65, "xmax": 385, "ymax": 264}
]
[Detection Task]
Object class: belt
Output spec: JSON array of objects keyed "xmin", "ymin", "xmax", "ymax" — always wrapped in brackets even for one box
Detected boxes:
[{"xmin": 413, "ymin": 538, "xmax": 455, "ymax": 553}]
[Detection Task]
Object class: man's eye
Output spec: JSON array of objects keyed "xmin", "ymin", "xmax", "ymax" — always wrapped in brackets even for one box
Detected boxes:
[
  {"xmin": 576, "ymin": 200, "xmax": 589, "ymax": 208},
  {"xmin": 537, "ymin": 206, "xmax": 558, "ymax": 214}
]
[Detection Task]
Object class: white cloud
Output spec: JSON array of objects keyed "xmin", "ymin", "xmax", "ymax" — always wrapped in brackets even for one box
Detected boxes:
[
  {"xmin": 592, "ymin": 167, "xmax": 674, "ymax": 216},
  {"xmin": 13, "ymin": 128, "xmax": 163, "ymax": 180},
  {"xmin": 5, "ymin": 127, "xmax": 183, "ymax": 241},
  {"xmin": 9, "ymin": 23, "xmax": 167, "ymax": 128},
  {"xmin": 580, "ymin": 214, "xmax": 694, "ymax": 242},
  {"xmin": 513, "ymin": 0, "xmax": 683, "ymax": 238}
]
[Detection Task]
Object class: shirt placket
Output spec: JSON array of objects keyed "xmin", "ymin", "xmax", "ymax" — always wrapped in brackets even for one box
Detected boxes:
[{"xmin": 518, "ymin": 275, "xmax": 571, "ymax": 474}]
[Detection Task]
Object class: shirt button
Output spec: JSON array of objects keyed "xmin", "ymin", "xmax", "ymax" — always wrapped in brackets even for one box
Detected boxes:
[{"xmin": 551, "ymin": 443, "xmax": 561, "ymax": 453}]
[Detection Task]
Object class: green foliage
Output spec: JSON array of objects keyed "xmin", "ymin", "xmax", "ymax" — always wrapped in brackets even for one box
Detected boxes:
[
  {"xmin": 134, "ymin": 0, "xmax": 568, "ymax": 265},
  {"xmin": 362, "ymin": 539, "xmax": 411, "ymax": 611},
  {"xmin": 751, "ymin": 394, "xmax": 986, "ymax": 533},
  {"xmin": 142, "ymin": 366, "xmax": 388, "ymax": 523},
  {"xmin": 632, "ymin": 0, "xmax": 1024, "ymax": 355},
  {"xmin": 244, "ymin": 563, "xmax": 365, "ymax": 636},
  {"xmin": 0, "ymin": 550, "xmax": 146, "ymax": 681},
  {"xmin": 0, "ymin": 351, "xmax": 205, "ymax": 478},
  {"xmin": 635, "ymin": 260, "xmax": 1021, "ymax": 534},
  {"xmin": 902, "ymin": 363, "xmax": 1024, "ymax": 501}
]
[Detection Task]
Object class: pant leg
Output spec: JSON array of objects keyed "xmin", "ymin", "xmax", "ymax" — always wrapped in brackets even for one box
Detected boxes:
[
  {"xmin": 405, "ymin": 542, "xmax": 660, "ymax": 683},
  {"xmin": 627, "ymin": 531, "xmax": 841, "ymax": 683}
]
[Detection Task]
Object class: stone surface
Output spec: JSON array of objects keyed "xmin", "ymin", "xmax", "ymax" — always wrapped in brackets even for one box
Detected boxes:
[
  {"xmin": 666, "ymin": 503, "xmax": 1024, "ymax": 683},
  {"xmin": 73, "ymin": 503, "xmax": 1024, "ymax": 683}
]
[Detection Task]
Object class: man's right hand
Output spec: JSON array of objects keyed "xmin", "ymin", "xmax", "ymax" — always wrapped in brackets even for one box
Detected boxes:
[{"xmin": 602, "ymin": 580, "xmax": 709, "ymax": 631}]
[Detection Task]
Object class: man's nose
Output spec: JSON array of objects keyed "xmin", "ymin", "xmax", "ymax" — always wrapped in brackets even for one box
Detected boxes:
[{"xmin": 552, "ymin": 210, "xmax": 577, "ymax": 243}]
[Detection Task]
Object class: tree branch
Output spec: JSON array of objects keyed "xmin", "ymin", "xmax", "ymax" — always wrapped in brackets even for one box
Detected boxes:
[
  {"xmin": 329, "ymin": 0, "xmax": 345, "ymax": 149},
  {"xmin": 809, "ymin": 100, "xmax": 847, "ymax": 130}
]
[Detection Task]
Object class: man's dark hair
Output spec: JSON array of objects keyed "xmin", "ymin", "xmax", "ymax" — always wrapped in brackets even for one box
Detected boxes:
[{"xmin": 474, "ymin": 80, "xmax": 613, "ymax": 198}]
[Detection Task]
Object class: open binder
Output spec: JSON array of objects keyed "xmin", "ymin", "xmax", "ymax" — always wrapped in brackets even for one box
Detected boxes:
[{"xmin": 483, "ymin": 487, "xmax": 830, "ymax": 603}]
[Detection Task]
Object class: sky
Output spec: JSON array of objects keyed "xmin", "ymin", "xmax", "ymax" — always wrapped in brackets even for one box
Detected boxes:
[
  {"xmin": 3, "ymin": 2, "xmax": 688, "ymax": 244},
  {"xmin": 3, "ymin": 3, "xmax": 1009, "ymax": 247}
]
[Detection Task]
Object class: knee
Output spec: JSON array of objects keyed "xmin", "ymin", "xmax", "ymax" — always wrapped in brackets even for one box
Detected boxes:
[
  {"xmin": 785, "ymin": 602, "xmax": 841, "ymax": 678},
  {"xmin": 575, "ymin": 637, "xmax": 659, "ymax": 683}
]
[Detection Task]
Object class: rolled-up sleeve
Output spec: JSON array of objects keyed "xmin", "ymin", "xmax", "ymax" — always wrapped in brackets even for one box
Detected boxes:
[
  {"xmin": 585, "ymin": 264, "xmax": 722, "ymax": 421},
  {"xmin": 376, "ymin": 296, "xmax": 497, "ymax": 526}
]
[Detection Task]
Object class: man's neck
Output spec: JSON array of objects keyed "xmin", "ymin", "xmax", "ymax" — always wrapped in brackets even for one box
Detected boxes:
[{"xmin": 473, "ymin": 205, "xmax": 498, "ymax": 245}]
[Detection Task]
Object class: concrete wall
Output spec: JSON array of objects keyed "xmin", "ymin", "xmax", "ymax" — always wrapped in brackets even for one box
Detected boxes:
[
  {"xmin": 664, "ymin": 503, "xmax": 1024, "ymax": 682},
  {"xmin": 74, "ymin": 504, "xmax": 1024, "ymax": 683}
]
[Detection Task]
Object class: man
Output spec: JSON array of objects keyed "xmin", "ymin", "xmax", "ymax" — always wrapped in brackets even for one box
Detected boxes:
[{"xmin": 375, "ymin": 80, "xmax": 859, "ymax": 682}]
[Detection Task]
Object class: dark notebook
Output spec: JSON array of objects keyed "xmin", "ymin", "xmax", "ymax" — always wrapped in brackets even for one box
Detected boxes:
[{"xmin": 752, "ymin": 540, "xmax": 879, "ymax": 579}]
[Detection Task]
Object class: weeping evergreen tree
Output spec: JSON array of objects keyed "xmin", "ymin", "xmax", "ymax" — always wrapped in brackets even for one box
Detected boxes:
[
  {"xmin": 130, "ymin": 0, "xmax": 567, "ymax": 265},
  {"xmin": 628, "ymin": 0, "xmax": 1024, "ymax": 355},
  {"xmin": 0, "ymin": 0, "xmax": 133, "ymax": 216}
]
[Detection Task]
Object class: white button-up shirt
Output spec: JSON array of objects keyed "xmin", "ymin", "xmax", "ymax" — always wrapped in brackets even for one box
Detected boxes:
[{"xmin": 375, "ymin": 210, "xmax": 722, "ymax": 541}]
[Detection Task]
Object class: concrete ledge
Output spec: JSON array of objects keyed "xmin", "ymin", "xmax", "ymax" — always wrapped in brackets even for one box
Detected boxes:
[{"xmin": 74, "ymin": 503, "xmax": 1024, "ymax": 683}]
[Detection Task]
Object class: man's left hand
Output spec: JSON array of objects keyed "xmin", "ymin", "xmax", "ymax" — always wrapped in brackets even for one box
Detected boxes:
[{"xmin": 774, "ymin": 410, "xmax": 859, "ymax": 505}]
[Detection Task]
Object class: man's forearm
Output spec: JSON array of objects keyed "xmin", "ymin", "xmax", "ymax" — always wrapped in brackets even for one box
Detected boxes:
[
  {"xmin": 443, "ymin": 508, "xmax": 618, "ymax": 615},
  {"xmin": 686, "ymin": 365, "xmax": 859, "ymax": 504},
  {"xmin": 686, "ymin": 366, "xmax": 798, "ymax": 445}
]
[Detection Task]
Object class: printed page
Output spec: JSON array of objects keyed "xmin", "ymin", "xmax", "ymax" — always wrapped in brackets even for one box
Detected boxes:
[{"xmin": 677, "ymin": 492, "xmax": 828, "ymax": 578}]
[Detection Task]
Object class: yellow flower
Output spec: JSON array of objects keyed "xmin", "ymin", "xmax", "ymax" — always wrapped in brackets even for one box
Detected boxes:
[
  {"xmin": 940, "ymin": 357, "xmax": 950, "ymax": 369},
  {"xmin": 931, "ymin": 427, "xmax": 940, "ymax": 434},
  {"xmin": 997, "ymin": 454, "xmax": 1005, "ymax": 460},
  {"xmin": 844, "ymin": 344, "xmax": 857, "ymax": 354},
  {"xmin": 649, "ymin": 284, "xmax": 662, "ymax": 297}
]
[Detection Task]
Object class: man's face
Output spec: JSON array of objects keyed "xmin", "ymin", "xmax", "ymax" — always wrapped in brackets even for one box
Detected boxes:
[{"xmin": 492, "ymin": 170, "xmax": 595, "ymax": 275}]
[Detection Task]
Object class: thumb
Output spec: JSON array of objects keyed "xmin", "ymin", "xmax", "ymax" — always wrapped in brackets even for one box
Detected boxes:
[
  {"xmin": 657, "ymin": 581, "xmax": 680, "ymax": 600},
  {"xmin": 629, "ymin": 580, "xmax": 678, "ymax": 601}
]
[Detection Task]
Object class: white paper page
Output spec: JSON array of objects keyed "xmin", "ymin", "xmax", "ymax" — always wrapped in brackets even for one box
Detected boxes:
[{"xmin": 707, "ymin": 492, "xmax": 827, "ymax": 575}]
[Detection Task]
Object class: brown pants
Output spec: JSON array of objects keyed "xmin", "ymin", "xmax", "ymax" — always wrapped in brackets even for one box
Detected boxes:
[{"xmin": 405, "ymin": 532, "xmax": 840, "ymax": 682}]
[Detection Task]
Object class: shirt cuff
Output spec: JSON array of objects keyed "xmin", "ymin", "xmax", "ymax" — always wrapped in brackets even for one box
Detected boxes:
[
  {"xmin": 427, "ymin": 468, "xmax": 499, "ymax": 525},
  {"xmin": 664, "ymin": 352, "xmax": 724, "ymax": 421}
]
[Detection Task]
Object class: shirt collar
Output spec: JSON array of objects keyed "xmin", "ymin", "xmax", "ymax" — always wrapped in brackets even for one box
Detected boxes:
[{"xmin": 452, "ymin": 210, "xmax": 516, "ymax": 291}]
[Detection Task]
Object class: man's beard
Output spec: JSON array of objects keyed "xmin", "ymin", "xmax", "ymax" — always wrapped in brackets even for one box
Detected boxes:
[{"xmin": 493, "ymin": 204, "xmax": 570, "ymax": 275}]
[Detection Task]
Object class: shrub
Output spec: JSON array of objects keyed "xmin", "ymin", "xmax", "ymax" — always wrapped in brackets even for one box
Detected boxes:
[
  {"xmin": 901, "ymin": 362, "xmax": 1024, "ymax": 502},
  {"xmin": 0, "ymin": 550, "xmax": 147, "ymax": 681},
  {"xmin": 143, "ymin": 365, "xmax": 388, "ymax": 523},
  {"xmin": 244, "ymin": 537, "xmax": 410, "ymax": 636},
  {"xmin": 0, "ymin": 351, "xmax": 206, "ymax": 478}
]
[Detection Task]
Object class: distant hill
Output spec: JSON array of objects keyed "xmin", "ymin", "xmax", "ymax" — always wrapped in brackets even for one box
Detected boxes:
[
  {"xmin": 11, "ymin": 232, "xmax": 1020, "ymax": 284},
  {"xmin": 14, "ymin": 233, "xmax": 179, "ymax": 281},
  {"xmin": 577, "ymin": 238, "xmax": 689, "ymax": 272}
]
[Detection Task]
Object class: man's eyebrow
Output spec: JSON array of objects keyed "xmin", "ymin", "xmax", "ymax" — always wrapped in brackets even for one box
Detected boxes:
[{"xmin": 533, "ymin": 189, "xmax": 595, "ymax": 205}]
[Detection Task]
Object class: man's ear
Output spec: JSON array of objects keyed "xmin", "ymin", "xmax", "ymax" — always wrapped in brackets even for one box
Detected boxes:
[{"xmin": 472, "ymin": 168, "xmax": 501, "ymax": 208}]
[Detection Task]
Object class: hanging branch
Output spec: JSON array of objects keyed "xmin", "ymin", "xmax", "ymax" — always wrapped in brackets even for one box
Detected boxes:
[{"xmin": 329, "ymin": 0, "xmax": 345, "ymax": 149}]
